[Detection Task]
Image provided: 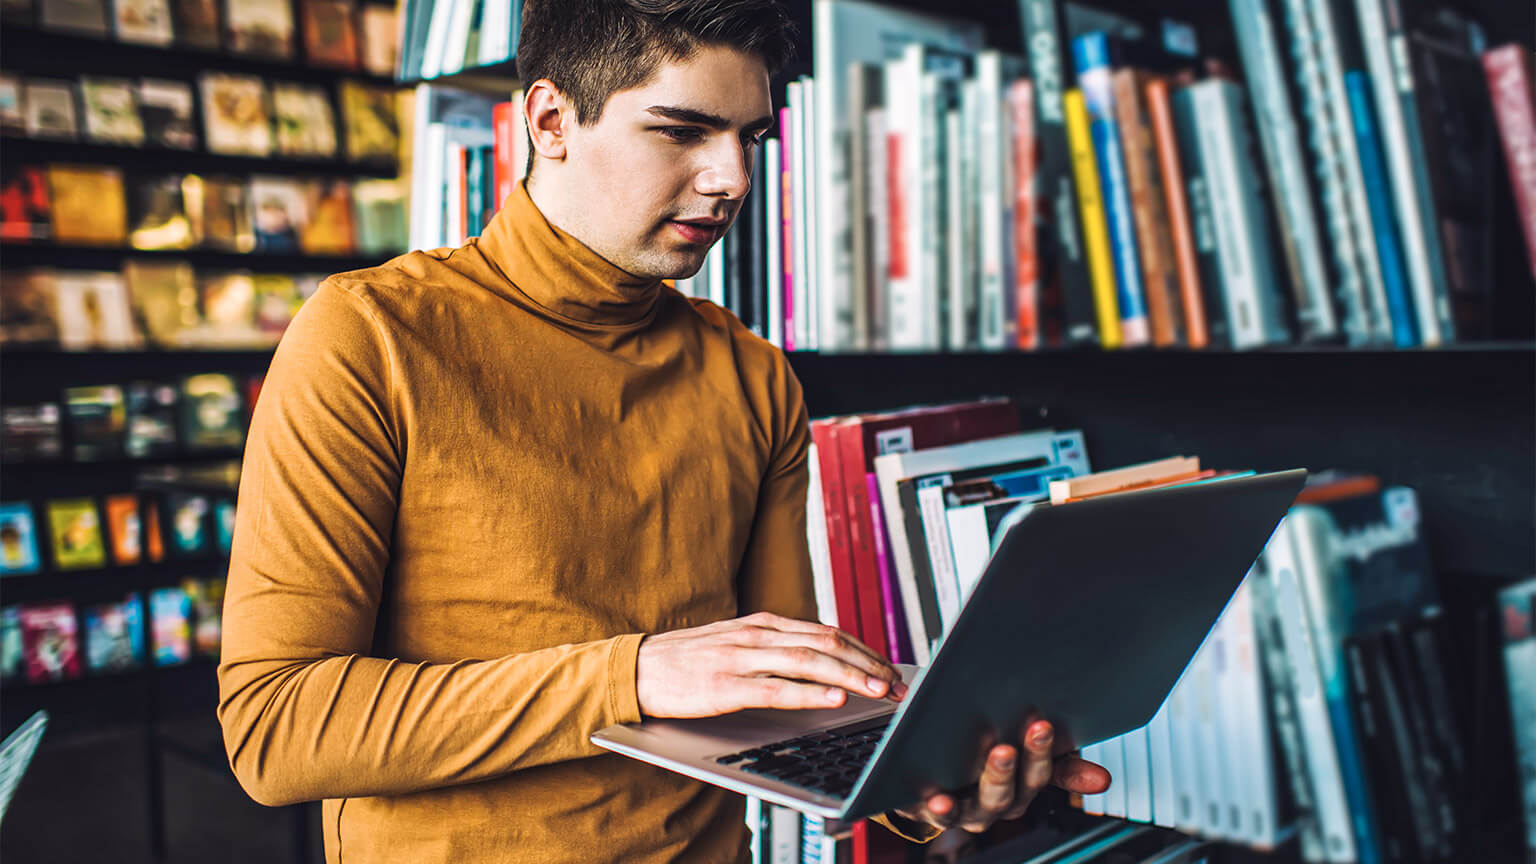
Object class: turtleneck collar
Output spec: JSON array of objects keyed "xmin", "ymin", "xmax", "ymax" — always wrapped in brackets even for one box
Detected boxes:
[{"xmin": 474, "ymin": 180, "xmax": 665, "ymax": 328}]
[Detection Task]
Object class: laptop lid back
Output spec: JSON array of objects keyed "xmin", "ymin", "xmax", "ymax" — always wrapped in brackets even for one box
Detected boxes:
[{"xmin": 841, "ymin": 469, "xmax": 1306, "ymax": 819}]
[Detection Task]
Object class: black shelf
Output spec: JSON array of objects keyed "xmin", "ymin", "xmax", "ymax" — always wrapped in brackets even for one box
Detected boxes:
[
  {"xmin": 397, "ymin": 58, "xmax": 521, "ymax": 92},
  {"xmin": 2, "ymin": 135, "xmax": 399, "ymax": 180},
  {"xmin": 0, "ymin": 24, "xmax": 398, "ymax": 91},
  {"xmin": 0, "ymin": 242, "xmax": 395, "ymax": 274}
]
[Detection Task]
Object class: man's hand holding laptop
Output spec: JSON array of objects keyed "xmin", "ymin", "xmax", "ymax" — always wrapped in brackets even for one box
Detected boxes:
[{"xmin": 636, "ymin": 611, "xmax": 1110, "ymax": 834}]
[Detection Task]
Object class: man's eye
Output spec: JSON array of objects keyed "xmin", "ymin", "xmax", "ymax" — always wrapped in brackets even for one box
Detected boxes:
[{"xmin": 659, "ymin": 127, "xmax": 703, "ymax": 142}]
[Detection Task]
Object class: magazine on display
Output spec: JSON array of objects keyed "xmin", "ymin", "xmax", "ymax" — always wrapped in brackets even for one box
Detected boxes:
[
  {"xmin": 111, "ymin": 0, "xmax": 173, "ymax": 45},
  {"xmin": 47, "ymin": 164, "xmax": 127, "ymax": 245},
  {"xmin": 224, "ymin": 0, "xmax": 294, "ymax": 59},
  {"xmin": 0, "ymin": 503, "xmax": 43, "ymax": 576},
  {"xmin": 271, "ymin": 83, "xmax": 339, "ymax": 157},
  {"xmin": 200, "ymin": 73, "xmax": 272, "ymax": 157},
  {"xmin": 138, "ymin": 79, "xmax": 198, "ymax": 150},
  {"xmin": 128, "ymin": 174, "xmax": 196, "ymax": 251},
  {"xmin": 79, "ymin": 77, "xmax": 146, "ymax": 146},
  {"xmin": 21, "ymin": 603, "xmax": 81, "ymax": 683},
  {"xmin": 301, "ymin": 0, "xmax": 360, "ymax": 69},
  {"xmin": 45, "ymin": 499, "xmax": 106, "ymax": 571},
  {"xmin": 83, "ymin": 594, "xmax": 145, "ymax": 672},
  {"xmin": 22, "ymin": 79, "xmax": 78, "ymax": 140}
]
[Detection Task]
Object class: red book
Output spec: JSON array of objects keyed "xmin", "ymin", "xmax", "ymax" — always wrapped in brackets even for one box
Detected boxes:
[
  {"xmin": 834, "ymin": 399, "xmax": 1020, "ymax": 660},
  {"xmin": 1009, "ymin": 79, "xmax": 1042, "ymax": 349},
  {"xmin": 492, "ymin": 101, "xmax": 519, "ymax": 214},
  {"xmin": 1484, "ymin": 44, "xmax": 1536, "ymax": 280},
  {"xmin": 811, "ymin": 419, "xmax": 861, "ymax": 638},
  {"xmin": 1145, "ymin": 77, "xmax": 1209, "ymax": 349}
]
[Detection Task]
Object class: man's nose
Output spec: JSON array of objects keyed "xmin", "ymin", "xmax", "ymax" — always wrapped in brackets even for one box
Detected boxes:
[{"xmin": 696, "ymin": 138, "xmax": 752, "ymax": 200}]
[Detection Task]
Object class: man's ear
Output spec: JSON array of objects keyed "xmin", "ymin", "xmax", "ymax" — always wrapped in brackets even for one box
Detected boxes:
[{"xmin": 525, "ymin": 79, "xmax": 570, "ymax": 163}]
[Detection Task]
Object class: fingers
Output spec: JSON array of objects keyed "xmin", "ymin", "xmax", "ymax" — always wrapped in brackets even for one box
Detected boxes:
[
  {"xmin": 973, "ymin": 745, "xmax": 1016, "ymax": 816},
  {"xmin": 742, "ymin": 614, "xmax": 896, "ymax": 678},
  {"xmin": 1020, "ymin": 721, "xmax": 1055, "ymax": 793},
  {"xmin": 736, "ymin": 676, "xmax": 854, "ymax": 711},
  {"xmin": 731, "ymin": 617, "xmax": 905, "ymax": 700},
  {"xmin": 1052, "ymin": 754, "xmax": 1111, "ymax": 794}
]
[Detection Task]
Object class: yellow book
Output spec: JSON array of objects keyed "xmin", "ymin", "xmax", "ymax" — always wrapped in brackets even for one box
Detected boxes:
[
  {"xmin": 1063, "ymin": 89, "xmax": 1122, "ymax": 349},
  {"xmin": 47, "ymin": 165, "xmax": 128, "ymax": 247}
]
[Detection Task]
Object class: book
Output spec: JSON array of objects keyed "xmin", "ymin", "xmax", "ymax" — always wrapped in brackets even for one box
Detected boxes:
[
  {"xmin": 20, "ymin": 603, "xmax": 81, "ymax": 682},
  {"xmin": 248, "ymin": 174, "xmax": 308, "ymax": 253},
  {"xmin": 172, "ymin": 0, "xmax": 219, "ymax": 48},
  {"xmin": 39, "ymin": 0, "xmax": 106, "ymax": 34},
  {"xmin": 183, "ymin": 174, "xmax": 254, "ymax": 252},
  {"xmin": 1063, "ymin": 88, "xmax": 1121, "ymax": 347},
  {"xmin": 200, "ymin": 73, "xmax": 272, "ymax": 156},
  {"xmin": 196, "ymin": 270, "xmax": 262, "ymax": 344},
  {"xmin": 53, "ymin": 270, "xmax": 138, "ymax": 348},
  {"xmin": 224, "ymin": 0, "xmax": 294, "ymax": 58},
  {"xmin": 301, "ymin": 178, "xmax": 356, "ymax": 254},
  {"xmin": 1485, "ymin": 45, "xmax": 1536, "ymax": 281},
  {"xmin": 128, "ymin": 174, "xmax": 195, "ymax": 250},
  {"xmin": 83, "ymin": 593, "xmax": 145, "ymax": 672},
  {"xmin": 0, "ymin": 609, "xmax": 21, "ymax": 682},
  {"xmin": 339, "ymin": 80, "xmax": 398, "ymax": 163},
  {"xmin": 0, "ymin": 165, "xmax": 52, "ymax": 241},
  {"xmin": 1113, "ymin": 67, "xmax": 1183, "ymax": 347},
  {"xmin": 1497, "ymin": 579, "xmax": 1536, "ymax": 854},
  {"xmin": 213, "ymin": 501, "xmax": 234, "ymax": 554},
  {"xmin": 45, "ymin": 498, "xmax": 106, "ymax": 570},
  {"xmin": 149, "ymin": 586, "xmax": 191, "ymax": 665},
  {"xmin": 1228, "ymin": 0, "xmax": 1339, "ymax": 343},
  {"xmin": 111, "ymin": 0, "xmax": 171, "ymax": 44},
  {"xmin": 1019, "ymin": 0, "xmax": 1099, "ymax": 347},
  {"xmin": 1345, "ymin": 71, "xmax": 1419, "ymax": 347},
  {"xmin": 180, "ymin": 372, "xmax": 245, "ymax": 450},
  {"xmin": 185, "ymin": 577, "xmax": 225, "ymax": 657},
  {"xmin": 0, "ymin": 503, "xmax": 43, "ymax": 576},
  {"xmin": 0, "ymin": 404, "xmax": 62, "ymax": 461},
  {"xmin": 47, "ymin": 165, "xmax": 126, "ymax": 245},
  {"xmin": 1009, "ymin": 77, "xmax": 1046, "ymax": 349},
  {"xmin": 1074, "ymin": 32, "xmax": 1150, "ymax": 347},
  {"xmin": 103, "ymin": 494, "xmax": 142, "ymax": 564},
  {"xmin": 1145, "ymin": 77, "xmax": 1209, "ymax": 348},
  {"xmin": 1353, "ymin": 0, "xmax": 1454, "ymax": 346},
  {"xmin": 1047, "ymin": 455, "xmax": 1198, "ymax": 504},
  {"xmin": 63, "ymin": 384, "xmax": 126, "ymax": 459},
  {"xmin": 301, "ymin": 0, "xmax": 359, "ymax": 69},
  {"xmin": 167, "ymin": 493, "xmax": 210, "ymax": 556},
  {"xmin": 79, "ymin": 76, "xmax": 146, "ymax": 146},
  {"xmin": 271, "ymin": 83, "xmax": 339, "ymax": 157},
  {"xmin": 252, "ymin": 273, "xmax": 301, "ymax": 335},
  {"xmin": 0, "ymin": 75, "xmax": 24, "ymax": 135},
  {"xmin": 137, "ymin": 79, "xmax": 197, "ymax": 149},
  {"xmin": 351, "ymin": 178, "xmax": 407, "ymax": 254},
  {"xmin": 124, "ymin": 381, "xmax": 179, "ymax": 458},
  {"xmin": 124, "ymin": 258, "xmax": 200, "ymax": 345},
  {"xmin": 21, "ymin": 78, "xmax": 77, "ymax": 139},
  {"xmin": 359, "ymin": 3, "xmax": 398, "ymax": 77}
]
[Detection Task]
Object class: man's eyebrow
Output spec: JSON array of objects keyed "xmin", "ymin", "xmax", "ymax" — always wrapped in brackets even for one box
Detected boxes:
[{"xmin": 645, "ymin": 105, "xmax": 775, "ymax": 134}]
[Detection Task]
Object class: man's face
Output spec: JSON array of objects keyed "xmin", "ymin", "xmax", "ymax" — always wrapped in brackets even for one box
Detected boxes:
[{"xmin": 547, "ymin": 44, "xmax": 774, "ymax": 280}]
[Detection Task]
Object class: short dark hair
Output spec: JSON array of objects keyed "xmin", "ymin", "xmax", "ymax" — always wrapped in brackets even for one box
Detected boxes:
[{"xmin": 517, "ymin": 0, "xmax": 795, "ymax": 126}]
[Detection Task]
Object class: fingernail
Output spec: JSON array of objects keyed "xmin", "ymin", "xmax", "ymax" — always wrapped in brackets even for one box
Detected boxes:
[
  {"xmin": 1030, "ymin": 723, "xmax": 1053, "ymax": 746},
  {"xmin": 893, "ymin": 680, "xmax": 909, "ymax": 698},
  {"xmin": 826, "ymin": 688, "xmax": 843, "ymax": 704},
  {"xmin": 992, "ymin": 753, "xmax": 1015, "ymax": 771}
]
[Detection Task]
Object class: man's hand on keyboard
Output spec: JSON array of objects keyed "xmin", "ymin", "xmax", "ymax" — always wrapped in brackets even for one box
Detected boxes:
[
  {"xmin": 635, "ymin": 612, "xmax": 908, "ymax": 719},
  {"xmin": 893, "ymin": 719, "xmax": 1110, "ymax": 834}
]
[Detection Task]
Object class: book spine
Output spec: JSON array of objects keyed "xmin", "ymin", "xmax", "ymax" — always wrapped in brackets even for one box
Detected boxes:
[
  {"xmin": 1021, "ymin": 0, "xmax": 1098, "ymax": 347},
  {"xmin": 1372, "ymin": 629, "xmax": 1446, "ymax": 860},
  {"xmin": 810, "ymin": 422, "xmax": 860, "ymax": 639},
  {"xmin": 1485, "ymin": 45, "xmax": 1536, "ymax": 281},
  {"xmin": 888, "ymin": 51, "xmax": 929, "ymax": 351},
  {"xmin": 1343, "ymin": 634, "xmax": 1413, "ymax": 863},
  {"xmin": 789, "ymin": 81, "xmax": 810, "ymax": 351},
  {"xmin": 764, "ymin": 137, "xmax": 784, "ymax": 349},
  {"xmin": 866, "ymin": 107, "xmax": 890, "ymax": 352},
  {"xmin": 801, "ymin": 76, "xmax": 824, "ymax": 351},
  {"xmin": 954, "ymin": 81, "xmax": 980, "ymax": 351},
  {"xmin": 1113, "ymin": 68, "xmax": 1183, "ymax": 347},
  {"xmin": 1353, "ymin": 0, "xmax": 1454, "ymax": 344},
  {"xmin": 866, "ymin": 473, "xmax": 911, "ymax": 663},
  {"xmin": 491, "ymin": 102, "xmax": 517, "ymax": 212},
  {"xmin": 945, "ymin": 95, "xmax": 969, "ymax": 351},
  {"xmin": 1231, "ymin": 578, "xmax": 1281, "ymax": 846},
  {"xmin": 1203, "ymin": 604, "xmax": 1244, "ymax": 839},
  {"xmin": 847, "ymin": 65, "xmax": 875, "ymax": 352},
  {"xmin": 1063, "ymin": 88, "xmax": 1123, "ymax": 347},
  {"xmin": 923, "ymin": 74, "xmax": 952, "ymax": 351},
  {"xmin": 916, "ymin": 482, "xmax": 961, "ymax": 633},
  {"xmin": 1229, "ymin": 0, "xmax": 1339, "ymax": 343},
  {"xmin": 1122, "ymin": 725, "xmax": 1153, "ymax": 823},
  {"xmin": 1197, "ymin": 81, "xmax": 1293, "ymax": 350},
  {"xmin": 805, "ymin": 444, "xmax": 839, "ymax": 627},
  {"xmin": 1345, "ymin": 72, "xmax": 1419, "ymax": 346},
  {"xmin": 1146, "ymin": 79, "xmax": 1209, "ymax": 349},
  {"xmin": 1170, "ymin": 87, "xmax": 1232, "ymax": 349},
  {"xmin": 1074, "ymin": 33, "xmax": 1150, "ymax": 346},
  {"xmin": 1303, "ymin": 0, "xmax": 1396, "ymax": 344},
  {"xmin": 779, "ymin": 105, "xmax": 796, "ymax": 351},
  {"xmin": 1009, "ymin": 79, "xmax": 1041, "ymax": 349},
  {"xmin": 1146, "ymin": 693, "xmax": 1177, "ymax": 827},
  {"xmin": 836, "ymin": 432, "xmax": 890, "ymax": 658},
  {"xmin": 1382, "ymin": 623, "xmax": 1457, "ymax": 857},
  {"xmin": 976, "ymin": 52, "xmax": 1010, "ymax": 351},
  {"xmin": 1497, "ymin": 581, "xmax": 1536, "ymax": 854},
  {"xmin": 746, "ymin": 135, "xmax": 766, "ymax": 336}
]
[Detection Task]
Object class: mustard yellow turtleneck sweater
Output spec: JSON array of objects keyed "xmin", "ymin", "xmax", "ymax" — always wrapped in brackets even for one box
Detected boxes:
[{"xmin": 217, "ymin": 182, "xmax": 818, "ymax": 863}]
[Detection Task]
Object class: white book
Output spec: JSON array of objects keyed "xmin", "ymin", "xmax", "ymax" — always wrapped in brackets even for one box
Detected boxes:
[
  {"xmin": 745, "ymin": 796, "xmax": 763, "ymax": 864},
  {"xmin": 1146, "ymin": 692, "xmax": 1178, "ymax": 828},
  {"xmin": 416, "ymin": 122, "xmax": 448, "ymax": 249},
  {"xmin": 801, "ymin": 75, "xmax": 820, "ymax": 350},
  {"xmin": 1352, "ymin": 0, "xmax": 1452, "ymax": 345},
  {"xmin": 764, "ymin": 138, "xmax": 785, "ymax": 349},
  {"xmin": 944, "ymin": 101, "xmax": 967, "ymax": 351},
  {"xmin": 444, "ymin": 142, "xmax": 465, "ymax": 244},
  {"xmin": 955, "ymin": 79, "xmax": 981, "ymax": 350},
  {"xmin": 476, "ymin": 0, "xmax": 515, "ymax": 66},
  {"xmin": 767, "ymin": 804, "xmax": 801, "ymax": 864},
  {"xmin": 975, "ymin": 51, "xmax": 1009, "ymax": 351},
  {"xmin": 1122, "ymin": 726, "xmax": 1153, "ymax": 823},
  {"xmin": 811, "ymin": 0, "xmax": 983, "ymax": 353},
  {"xmin": 865, "ymin": 106, "xmax": 889, "ymax": 351},
  {"xmin": 1101, "ymin": 735, "xmax": 1127, "ymax": 818},
  {"xmin": 883, "ymin": 47, "xmax": 926, "ymax": 349},
  {"xmin": 418, "ymin": 0, "xmax": 463, "ymax": 80},
  {"xmin": 439, "ymin": 0, "xmax": 481, "ymax": 77},
  {"xmin": 806, "ymin": 443, "xmax": 839, "ymax": 627},
  {"xmin": 1229, "ymin": 577, "xmax": 1282, "ymax": 848},
  {"xmin": 872, "ymin": 428, "xmax": 1076, "ymax": 664},
  {"xmin": 945, "ymin": 498, "xmax": 1035, "ymax": 612},
  {"xmin": 1266, "ymin": 517, "xmax": 1357, "ymax": 862},
  {"xmin": 707, "ymin": 241, "xmax": 726, "ymax": 307},
  {"xmin": 1167, "ymin": 660, "xmax": 1207, "ymax": 835},
  {"xmin": 787, "ymin": 80, "xmax": 809, "ymax": 351},
  {"xmin": 916, "ymin": 482, "xmax": 963, "ymax": 632},
  {"xmin": 1190, "ymin": 628, "xmax": 1233, "ymax": 838},
  {"xmin": 1211, "ymin": 592, "xmax": 1251, "ymax": 841}
]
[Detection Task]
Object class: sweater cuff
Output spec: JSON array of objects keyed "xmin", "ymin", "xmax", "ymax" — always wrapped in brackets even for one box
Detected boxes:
[
  {"xmin": 869, "ymin": 812, "xmax": 944, "ymax": 844},
  {"xmin": 606, "ymin": 633, "xmax": 645, "ymax": 725}
]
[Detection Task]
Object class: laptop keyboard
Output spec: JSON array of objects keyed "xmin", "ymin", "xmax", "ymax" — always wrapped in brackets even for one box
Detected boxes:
[{"xmin": 714, "ymin": 715, "xmax": 893, "ymax": 799}]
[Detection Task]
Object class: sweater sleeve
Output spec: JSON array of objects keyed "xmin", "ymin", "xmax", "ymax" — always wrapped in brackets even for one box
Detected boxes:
[{"xmin": 217, "ymin": 281, "xmax": 643, "ymax": 808}]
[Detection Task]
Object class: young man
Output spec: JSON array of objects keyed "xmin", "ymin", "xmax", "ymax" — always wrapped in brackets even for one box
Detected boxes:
[{"xmin": 217, "ymin": 1, "xmax": 1107, "ymax": 861}]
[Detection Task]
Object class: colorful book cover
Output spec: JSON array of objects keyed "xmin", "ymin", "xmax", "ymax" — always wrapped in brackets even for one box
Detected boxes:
[
  {"xmin": 149, "ymin": 586, "xmax": 191, "ymax": 666},
  {"xmin": 1073, "ymin": 32, "xmax": 1149, "ymax": 346},
  {"xmin": 248, "ymin": 175, "xmax": 308, "ymax": 253},
  {"xmin": 0, "ymin": 403, "xmax": 63, "ymax": 461},
  {"xmin": 301, "ymin": 179, "xmax": 356, "ymax": 255},
  {"xmin": 39, "ymin": 0, "xmax": 108, "ymax": 38},
  {"xmin": 63, "ymin": 384, "xmax": 126, "ymax": 461},
  {"xmin": 214, "ymin": 499, "xmax": 235, "ymax": 555},
  {"xmin": 1063, "ymin": 88, "xmax": 1122, "ymax": 347},
  {"xmin": 180, "ymin": 373, "xmax": 245, "ymax": 450},
  {"xmin": 253, "ymin": 274, "xmax": 301, "ymax": 336},
  {"xmin": 1145, "ymin": 78, "xmax": 1209, "ymax": 349},
  {"xmin": 0, "ymin": 502, "xmax": 42, "ymax": 576},
  {"xmin": 53, "ymin": 270, "xmax": 139, "ymax": 349},
  {"xmin": 79, "ymin": 76, "xmax": 146, "ymax": 146},
  {"xmin": 0, "ymin": 165, "xmax": 53, "ymax": 242},
  {"xmin": 143, "ymin": 500, "xmax": 165, "ymax": 563},
  {"xmin": 46, "ymin": 498, "xmax": 106, "ymax": 570},
  {"xmin": 171, "ymin": 0, "xmax": 218, "ymax": 48},
  {"xmin": 1485, "ymin": 44, "xmax": 1536, "ymax": 282},
  {"xmin": 1, "ymin": 608, "xmax": 22, "ymax": 681},
  {"xmin": 224, "ymin": 0, "xmax": 294, "ymax": 58},
  {"xmin": 111, "ymin": 0, "xmax": 172, "ymax": 44},
  {"xmin": 199, "ymin": 73, "xmax": 272, "ymax": 157},
  {"xmin": 185, "ymin": 577, "xmax": 225, "ymax": 658},
  {"xmin": 301, "ymin": 0, "xmax": 359, "ymax": 69},
  {"xmin": 47, "ymin": 164, "xmax": 127, "ymax": 246},
  {"xmin": 359, "ymin": 3, "xmax": 398, "ymax": 77},
  {"xmin": 865, "ymin": 473, "xmax": 910, "ymax": 664},
  {"xmin": 1346, "ymin": 71, "xmax": 1418, "ymax": 347},
  {"xmin": 352, "ymin": 178, "xmax": 407, "ymax": 255},
  {"xmin": 339, "ymin": 81, "xmax": 399, "ymax": 163},
  {"xmin": 195, "ymin": 270, "xmax": 262, "ymax": 345},
  {"xmin": 21, "ymin": 79, "xmax": 78, "ymax": 140},
  {"xmin": 124, "ymin": 380, "xmax": 180, "ymax": 459},
  {"xmin": 21, "ymin": 602, "xmax": 81, "ymax": 682},
  {"xmin": 83, "ymin": 593, "xmax": 144, "ymax": 672},
  {"xmin": 103, "ymin": 494, "xmax": 142, "ymax": 566},
  {"xmin": 138, "ymin": 78, "xmax": 198, "ymax": 150},
  {"xmin": 124, "ymin": 259, "xmax": 201, "ymax": 347},
  {"xmin": 184, "ymin": 174, "xmax": 255, "ymax": 253},
  {"xmin": 128, "ymin": 174, "xmax": 195, "ymax": 251},
  {"xmin": 271, "ymin": 83, "xmax": 339, "ymax": 158},
  {"xmin": 167, "ymin": 494, "xmax": 209, "ymax": 557}
]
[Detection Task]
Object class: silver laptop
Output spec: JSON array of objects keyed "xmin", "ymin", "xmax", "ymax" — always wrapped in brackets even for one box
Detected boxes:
[{"xmin": 592, "ymin": 469, "xmax": 1306, "ymax": 823}]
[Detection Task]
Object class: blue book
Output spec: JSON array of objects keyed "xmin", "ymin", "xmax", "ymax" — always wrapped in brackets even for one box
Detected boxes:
[
  {"xmin": 1346, "ymin": 70, "xmax": 1418, "ymax": 347},
  {"xmin": 0, "ymin": 502, "xmax": 42, "ymax": 576},
  {"xmin": 1072, "ymin": 32, "xmax": 1149, "ymax": 346}
]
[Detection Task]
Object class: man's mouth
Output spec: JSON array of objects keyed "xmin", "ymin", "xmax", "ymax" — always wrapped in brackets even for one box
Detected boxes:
[{"xmin": 669, "ymin": 218, "xmax": 727, "ymax": 245}]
